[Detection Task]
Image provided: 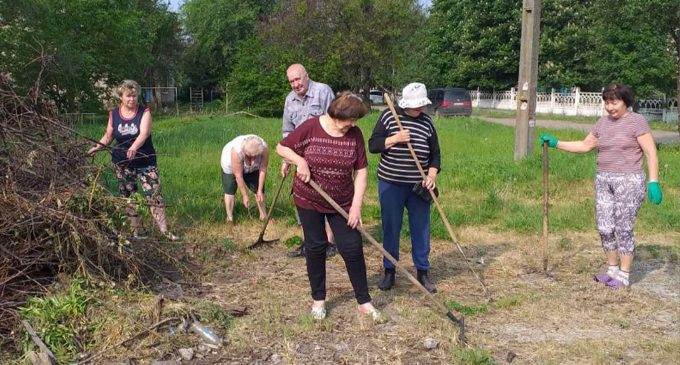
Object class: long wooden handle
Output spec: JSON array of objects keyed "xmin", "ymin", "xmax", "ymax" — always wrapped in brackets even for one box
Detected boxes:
[
  {"xmin": 307, "ymin": 179, "xmax": 463, "ymax": 325},
  {"xmin": 383, "ymin": 94, "xmax": 488, "ymax": 296},
  {"xmin": 255, "ymin": 172, "xmax": 288, "ymax": 242},
  {"xmin": 541, "ymin": 142, "xmax": 549, "ymax": 272}
]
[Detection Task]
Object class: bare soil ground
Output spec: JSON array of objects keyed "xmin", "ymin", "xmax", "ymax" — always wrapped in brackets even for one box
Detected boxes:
[{"xmin": 139, "ymin": 220, "xmax": 680, "ymax": 364}]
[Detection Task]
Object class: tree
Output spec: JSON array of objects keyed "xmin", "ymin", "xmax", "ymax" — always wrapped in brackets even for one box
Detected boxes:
[
  {"xmin": 539, "ymin": 0, "xmax": 598, "ymax": 90},
  {"xmin": 630, "ymin": 0, "xmax": 679, "ymax": 130},
  {"xmin": 226, "ymin": 37, "xmax": 292, "ymax": 116},
  {"xmin": 424, "ymin": 0, "xmax": 676, "ymax": 98},
  {"xmin": 0, "ymin": 0, "xmax": 181, "ymax": 111},
  {"xmin": 181, "ymin": 0, "xmax": 262, "ymax": 89},
  {"xmin": 259, "ymin": 0, "xmax": 424, "ymax": 94},
  {"xmin": 139, "ymin": 1, "xmax": 183, "ymax": 88},
  {"xmin": 585, "ymin": 0, "xmax": 675, "ymax": 97},
  {"xmin": 426, "ymin": 0, "xmax": 522, "ymax": 90}
]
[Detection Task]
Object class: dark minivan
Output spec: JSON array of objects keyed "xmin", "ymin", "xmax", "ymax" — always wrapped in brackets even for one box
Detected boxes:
[{"xmin": 425, "ymin": 87, "xmax": 472, "ymax": 117}]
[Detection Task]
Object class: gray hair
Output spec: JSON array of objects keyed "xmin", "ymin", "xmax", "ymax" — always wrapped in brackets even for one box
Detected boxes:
[
  {"xmin": 116, "ymin": 79, "xmax": 141, "ymax": 99},
  {"xmin": 243, "ymin": 136, "xmax": 266, "ymax": 156}
]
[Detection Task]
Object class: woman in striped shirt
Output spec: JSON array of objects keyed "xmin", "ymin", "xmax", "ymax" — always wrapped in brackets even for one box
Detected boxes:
[
  {"xmin": 368, "ymin": 82, "xmax": 441, "ymax": 293},
  {"xmin": 540, "ymin": 84, "xmax": 662, "ymax": 289}
]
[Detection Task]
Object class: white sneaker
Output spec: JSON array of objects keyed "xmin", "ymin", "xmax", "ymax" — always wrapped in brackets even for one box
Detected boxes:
[
  {"xmin": 310, "ymin": 305, "xmax": 326, "ymax": 320},
  {"xmin": 358, "ymin": 304, "xmax": 388, "ymax": 324}
]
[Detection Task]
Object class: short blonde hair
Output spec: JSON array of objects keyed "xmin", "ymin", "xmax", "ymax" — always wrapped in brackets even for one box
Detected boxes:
[
  {"xmin": 243, "ymin": 136, "xmax": 266, "ymax": 156},
  {"xmin": 116, "ymin": 79, "xmax": 141, "ymax": 99}
]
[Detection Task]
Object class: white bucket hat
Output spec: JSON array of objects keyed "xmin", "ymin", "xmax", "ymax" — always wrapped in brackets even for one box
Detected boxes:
[{"xmin": 398, "ymin": 82, "xmax": 431, "ymax": 109}]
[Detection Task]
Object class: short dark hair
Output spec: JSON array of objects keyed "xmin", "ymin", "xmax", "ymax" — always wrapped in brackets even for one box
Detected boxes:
[
  {"xmin": 327, "ymin": 92, "xmax": 369, "ymax": 120},
  {"xmin": 602, "ymin": 84, "xmax": 635, "ymax": 107}
]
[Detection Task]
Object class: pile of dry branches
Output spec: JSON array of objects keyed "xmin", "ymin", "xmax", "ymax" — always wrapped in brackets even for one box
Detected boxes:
[{"xmin": 0, "ymin": 74, "xmax": 178, "ymax": 345}]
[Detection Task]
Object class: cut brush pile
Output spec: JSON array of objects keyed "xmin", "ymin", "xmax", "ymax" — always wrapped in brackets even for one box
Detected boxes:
[{"xmin": 0, "ymin": 73, "xmax": 181, "ymax": 350}]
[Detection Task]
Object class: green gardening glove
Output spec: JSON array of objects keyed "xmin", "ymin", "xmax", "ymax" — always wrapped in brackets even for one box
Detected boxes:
[
  {"xmin": 539, "ymin": 133, "xmax": 558, "ymax": 148},
  {"xmin": 647, "ymin": 181, "xmax": 663, "ymax": 205}
]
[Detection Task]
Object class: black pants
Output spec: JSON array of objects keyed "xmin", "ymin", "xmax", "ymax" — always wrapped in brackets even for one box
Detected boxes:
[{"xmin": 297, "ymin": 207, "xmax": 371, "ymax": 304}]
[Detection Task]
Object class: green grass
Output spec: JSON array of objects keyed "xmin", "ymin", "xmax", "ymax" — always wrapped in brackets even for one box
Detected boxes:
[
  {"xmin": 472, "ymin": 107, "xmax": 680, "ymax": 131},
  {"xmin": 19, "ymin": 279, "xmax": 96, "ymax": 363},
  {"xmin": 79, "ymin": 112, "xmax": 680, "ymax": 237},
  {"xmin": 472, "ymin": 107, "xmax": 599, "ymax": 123},
  {"xmin": 452, "ymin": 347, "xmax": 495, "ymax": 365},
  {"xmin": 445, "ymin": 293, "xmax": 527, "ymax": 317}
]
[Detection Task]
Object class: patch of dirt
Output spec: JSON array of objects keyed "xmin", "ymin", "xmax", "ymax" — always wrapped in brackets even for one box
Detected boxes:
[
  {"xmin": 633, "ymin": 261, "xmax": 680, "ymax": 302},
  {"xmin": 103, "ymin": 223, "xmax": 680, "ymax": 363}
]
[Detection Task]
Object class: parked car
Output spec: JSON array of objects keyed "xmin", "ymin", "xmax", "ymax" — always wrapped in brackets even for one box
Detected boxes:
[
  {"xmin": 369, "ymin": 89, "xmax": 384, "ymax": 105},
  {"xmin": 425, "ymin": 87, "xmax": 472, "ymax": 117}
]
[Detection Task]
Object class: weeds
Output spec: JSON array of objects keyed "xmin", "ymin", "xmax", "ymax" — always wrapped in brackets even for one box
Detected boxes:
[
  {"xmin": 446, "ymin": 293, "xmax": 526, "ymax": 317},
  {"xmin": 445, "ymin": 300, "xmax": 489, "ymax": 316},
  {"xmin": 284, "ymin": 235, "xmax": 302, "ymax": 248},
  {"xmin": 196, "ymin": 301, "xmax": 234, "ymax": 330},
  {"xmin": 19, "ymin": 279, "xmax": 96, "ymax": 362},
  {"xmin": 452, "ymin": 346, "xmax": 495, "ymax": 365},
  {"xmin": 558, "ymin": 237, "xmax": 573, "ymax": 251}
]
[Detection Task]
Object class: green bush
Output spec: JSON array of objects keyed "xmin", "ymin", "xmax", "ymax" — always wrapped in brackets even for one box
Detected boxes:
[{"xmin": 226, "ymin": 37, "xmax": 291, "ymax": 117}]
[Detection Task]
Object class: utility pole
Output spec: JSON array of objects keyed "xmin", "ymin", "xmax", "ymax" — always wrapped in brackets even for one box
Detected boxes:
[{"xmin": 514, "ymin": 0, "xmax": 542, "ymax": 160}]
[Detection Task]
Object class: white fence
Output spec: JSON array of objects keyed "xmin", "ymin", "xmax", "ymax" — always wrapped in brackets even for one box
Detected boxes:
[{"xmin": 470, "ymin": 88, "xmax": 678, "ymax": 123}]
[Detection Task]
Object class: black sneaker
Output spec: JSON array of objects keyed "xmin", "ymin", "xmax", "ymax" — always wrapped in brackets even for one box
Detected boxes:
[
  {"xmin": 287, "ymin": 244, "xmax": 306, "ymax": 258},
  {"xmin": 378, "ymin": 269, "xmax": 396, "ymax": 291},
  {"xmin": 325, "ymin": 244, "xmax": 337, "ymax": 258}
]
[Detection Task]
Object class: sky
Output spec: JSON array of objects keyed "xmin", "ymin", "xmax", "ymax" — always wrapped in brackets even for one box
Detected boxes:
[{"xmin": 166, "ymin": 0, "xmax": 432, "ymax": 13}]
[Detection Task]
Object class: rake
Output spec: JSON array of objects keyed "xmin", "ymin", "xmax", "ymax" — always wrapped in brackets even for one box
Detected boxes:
[
  {"xmin": 308, "ymin": 179, "xmax": 466, "ymax": 343},
  {"xmin": 247, "ymin": 172, "xmax": 289, "ymax": 250}
]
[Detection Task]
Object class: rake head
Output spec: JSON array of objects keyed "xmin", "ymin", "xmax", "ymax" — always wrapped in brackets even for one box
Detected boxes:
[
  {"xmin": 446, "ymin": 311, "xmax": 466, "ymax": 344},
  {"xmin": 247, "ymin": 236, "xmax": 279, "ymax": 250}
]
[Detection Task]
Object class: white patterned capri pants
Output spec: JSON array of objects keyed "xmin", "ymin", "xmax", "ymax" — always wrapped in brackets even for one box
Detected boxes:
[{"xmin": 594, "ymin": 172, "xmax": 645, "ymax": 255}]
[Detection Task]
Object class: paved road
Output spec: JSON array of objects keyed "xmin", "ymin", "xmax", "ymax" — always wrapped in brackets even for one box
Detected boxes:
[{"xmin": 478, "ymin": 117, "xmax": 679, "ymax": 145}]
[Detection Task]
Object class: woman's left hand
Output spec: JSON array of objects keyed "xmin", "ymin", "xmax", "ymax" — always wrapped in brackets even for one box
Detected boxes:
[
  {"xmin": 647, "ymin": 181, "xmax": 663, "ymax": 205},
  {"xmin": 126, "ymin": 146, "xmax": 138, "ymax": 160},
  {"xmin": 256, "ymin": 190, "xmax": 265, "ymax": 203},
  {"xmin": 422, "ymin": 175, "xmax": 436, "ymax": 190},
  {"xmin": 347, "ymin": 205, "xmax": 362, "ymax": 229},
  {"xmin": 87, "ymin": 145, "xmax": 100, "ymax": 156}
]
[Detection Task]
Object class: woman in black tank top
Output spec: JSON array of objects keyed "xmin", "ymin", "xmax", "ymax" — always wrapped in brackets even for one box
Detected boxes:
[{"xmin": 88, "ymin": 80, "xmax": 177, "ymax": 241}]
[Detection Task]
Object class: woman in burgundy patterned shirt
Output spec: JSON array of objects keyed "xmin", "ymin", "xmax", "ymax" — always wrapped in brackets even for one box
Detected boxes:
[
  {"xmin": 276, "ymin": 92, "xmax": 386, "ymax": 322},
  {"xmin": 540, "ymin": 84, "xmax": 663, "ymax": 289}
]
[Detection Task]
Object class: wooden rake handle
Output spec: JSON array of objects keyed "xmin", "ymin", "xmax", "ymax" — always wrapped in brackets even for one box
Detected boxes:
[
  {"xmin": 541, "ymin": 142, "xmax": 549, "ymax": 272},
  {"xmin": 306, "ymin": 179, "xmax": 465, "ymax": 334},
  {"xmin": 252, "ymin": 172, "xmax": 289, "ymax": 245}
]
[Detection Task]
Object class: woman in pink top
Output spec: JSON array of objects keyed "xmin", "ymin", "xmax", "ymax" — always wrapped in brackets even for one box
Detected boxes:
[
  {"xmin": 539, "ymin": 84, "xmax": 662, "ymax": 289},
  {"xmin": 276, "ymin": 92, "xmax": 385, "ymax": 323}
]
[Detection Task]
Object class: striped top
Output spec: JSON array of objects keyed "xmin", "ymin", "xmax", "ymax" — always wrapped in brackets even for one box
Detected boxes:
[
  {"xmin": 590, "ymin": 112, "xmax": 651, "ymax": 173},
  {"xmin": 368, "ymin": 107, "xmax": 441, "ymax": 185}
]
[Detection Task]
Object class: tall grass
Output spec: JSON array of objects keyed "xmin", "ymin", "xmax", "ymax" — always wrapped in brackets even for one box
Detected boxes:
[{"xmin": 79, "ymin": 112, "xmax": 680, "ymax": 238}]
